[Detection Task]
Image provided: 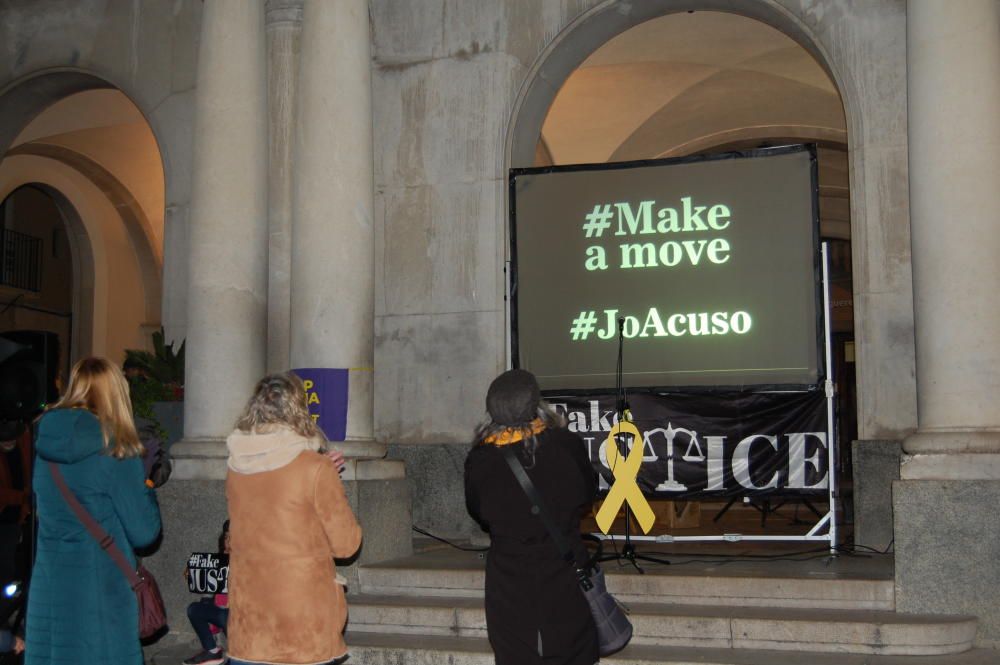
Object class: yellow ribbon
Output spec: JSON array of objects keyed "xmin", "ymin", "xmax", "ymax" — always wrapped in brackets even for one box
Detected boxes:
[{"xmin": 595, "ymin": 421, "xmax": 656, "ymax": 534}]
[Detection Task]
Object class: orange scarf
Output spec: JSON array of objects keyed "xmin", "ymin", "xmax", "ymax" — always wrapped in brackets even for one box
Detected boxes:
[{"xmin": 484, "ymin": 418, "xmax": 546, "ymax": 446}]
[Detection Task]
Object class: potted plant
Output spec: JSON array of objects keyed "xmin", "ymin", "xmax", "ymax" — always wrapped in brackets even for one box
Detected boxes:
[{"xmin": 124, "ymin": 328, "xmax": 184, "ymax": 446}]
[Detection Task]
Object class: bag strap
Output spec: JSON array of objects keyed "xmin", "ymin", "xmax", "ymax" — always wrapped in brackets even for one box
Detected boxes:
[
  {"xmin": 500, "ymin": 447, "xmax": 577, "ymax": 565},
  {"xmin": 47, "ymin": 462, "xmax": 143, "ymax": 590}
]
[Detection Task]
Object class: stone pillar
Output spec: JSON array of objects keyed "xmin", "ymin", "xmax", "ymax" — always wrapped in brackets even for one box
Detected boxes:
[
  {"xmin": 151, "ymin": 0, "xmax": 269, "ymax": 639},
  {"xmin": 291, "ymin": 0, "xmax": 378, "ymax": 457},
  {"xmin": 265, "ymin": 0, "xmax": 303, "ymax": 372},
  {"xmin": 896, "ymin": 0, "xmax": 1000, "ymax": 646},
  {"xmin": 903, "ymin": 0, "xmax": 1000, "ymax": 465},
  {"xmin": 175, "ymin": 0, "xmax": 269, "ymax": 473},
  {"xmin": 290, "ymin": 0, "xmax": 411, "ymax": 573}
]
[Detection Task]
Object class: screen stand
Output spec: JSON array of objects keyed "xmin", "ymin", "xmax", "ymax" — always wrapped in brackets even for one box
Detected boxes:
[{"xmin": 596, "ymin": 317, "xmax": 670, "ymax": 573}]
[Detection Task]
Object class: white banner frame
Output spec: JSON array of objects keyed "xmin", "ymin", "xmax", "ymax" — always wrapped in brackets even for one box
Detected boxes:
[{"xmin": 591, "ymin": 242, "xmax": 839, "ymax": 553}]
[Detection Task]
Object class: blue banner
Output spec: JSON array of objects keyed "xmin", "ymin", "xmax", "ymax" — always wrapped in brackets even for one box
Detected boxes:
[{"xmin": 292, "ymin": 367, "xmax": 349, "ymax": 441}]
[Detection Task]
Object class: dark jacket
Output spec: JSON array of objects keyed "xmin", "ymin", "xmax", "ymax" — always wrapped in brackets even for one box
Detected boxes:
[
  {"xmin": 26, "ymin": 409, "xmax": 161, "ymax": 665},
  {"xmin": 0, "ymin": 629, "xmax": 17, "ymax": 653},
  {"xmin": 465, "ymin": 427, "xmax": 598, "ymax": 665}
]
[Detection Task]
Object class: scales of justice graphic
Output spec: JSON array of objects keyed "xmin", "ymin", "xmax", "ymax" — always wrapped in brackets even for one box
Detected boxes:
[{"xmin": 651, "ymin": 423, "xmax": 705, "ymax": 493}]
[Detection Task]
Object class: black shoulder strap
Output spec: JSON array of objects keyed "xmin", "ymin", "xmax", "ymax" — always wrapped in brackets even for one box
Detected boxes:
[
  {"xmin": 47, "ymin": 462, "xmax": 143, "ymax": 590},
  {"xmin": 501, "ymin": 446, "xmax": 576, "ymax": 564}
]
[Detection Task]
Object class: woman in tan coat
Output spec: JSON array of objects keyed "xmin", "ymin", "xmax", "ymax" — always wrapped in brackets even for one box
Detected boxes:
[{"xmin": 226, "ymin": 373, "xmax": 362, "ymax": 665}]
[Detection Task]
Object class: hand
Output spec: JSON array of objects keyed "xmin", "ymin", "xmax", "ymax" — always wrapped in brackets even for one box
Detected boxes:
[
  {"xmin": 14, "ymin": 636, "xmax": 24, "ymax": 654},
  {"xmin": 324, "ymin": 449, "xmax": 346, "ymax": 472}
]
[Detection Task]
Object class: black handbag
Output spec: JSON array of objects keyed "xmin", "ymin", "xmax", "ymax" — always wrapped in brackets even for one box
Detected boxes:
[{"xmin": 501, "ymin": 447, "xmax": 633, "ymax": 657}]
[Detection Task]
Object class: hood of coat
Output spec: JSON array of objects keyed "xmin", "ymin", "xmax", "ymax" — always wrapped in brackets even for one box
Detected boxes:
[
  {"xmin": 226, "ymin": 425, "xmax": 324, "ymax": 474},
  {"xmin": 35, "ymin": 409, "xmax": 105, "ymax": 464}
]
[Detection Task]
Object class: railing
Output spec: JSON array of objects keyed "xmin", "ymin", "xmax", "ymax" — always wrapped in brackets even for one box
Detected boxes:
[{"xmin": 0, "ymin": 228, "xmax": 43, "ymax": 292}]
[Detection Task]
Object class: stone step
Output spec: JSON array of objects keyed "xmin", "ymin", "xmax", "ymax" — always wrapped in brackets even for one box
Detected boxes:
[
  {"xmin": 345, "ymin": 594, "xmax": 977, "ymax": 656},
  {"xmin": 358, "ymin": 555, "xmax": 895, "ymax": 610},
  {"xmin": 344, "ymin": 632, "xmax": 998, "ymax": 665}
]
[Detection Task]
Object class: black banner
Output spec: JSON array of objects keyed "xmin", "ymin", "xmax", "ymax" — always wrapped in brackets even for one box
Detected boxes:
[
  {"xmin": 186, "ymin": 552, "xmax": 229, "ymax": 594},
  {"xmin": 548, "ymin": 391, "xmax": 829, "ymax": 499}
]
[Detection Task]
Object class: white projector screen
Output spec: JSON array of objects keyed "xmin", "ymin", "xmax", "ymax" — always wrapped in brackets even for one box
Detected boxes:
[{"xmin": 510, "ymin": 145, "xmax": 823, "ymax": 392}]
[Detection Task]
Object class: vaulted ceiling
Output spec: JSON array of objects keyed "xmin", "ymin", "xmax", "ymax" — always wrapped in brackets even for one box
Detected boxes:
[{"xmin": 539, "ymin": 11, "xmax": 846, "ymax": 166}]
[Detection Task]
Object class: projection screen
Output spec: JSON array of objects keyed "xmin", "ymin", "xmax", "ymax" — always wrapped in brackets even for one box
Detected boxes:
[{"xmin": 510, "ymin": 145, "xmax": 823, "ymax": 392}]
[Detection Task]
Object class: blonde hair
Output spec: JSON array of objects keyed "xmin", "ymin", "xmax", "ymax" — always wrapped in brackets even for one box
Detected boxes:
[
  {"xmin": 235, "ymin": 372, "xmax": 323, "ymax": 440},
  {"xmin": 49, "ymin": 357, "xmax": 143, "ymax": 458}
]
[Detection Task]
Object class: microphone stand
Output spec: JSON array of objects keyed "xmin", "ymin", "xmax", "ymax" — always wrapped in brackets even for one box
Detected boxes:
[{"xmin": 597, "ymin": 318, "xmax": 669, "ymax": 573}]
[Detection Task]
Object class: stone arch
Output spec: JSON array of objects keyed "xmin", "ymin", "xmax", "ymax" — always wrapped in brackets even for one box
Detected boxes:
[
  {"xmin": 0, "ymin": 153, "xmax": 151, "ymax": 362},
  {"xmin": 0, "ymin": 67, "xmax": 174, "ymax": 204},
  {"xmin": 506, "ymin": 1, "xmax": 855, "ymax": 170},
  {"xmin": 0, "ymin": 69, "xmax": 175, "ymax": 324},
  {"xmin": 6, "ymin": 143, "xmax": 162, "ymax": 324},
  {"xmin": 0, "ymin": 183, "xmax": 96, "ymax": 366},
  {"xmin": 609, "ymin": 68, "xmax": 847, "ymax": 162},
  {"xmin": 0, "ymin": 70, "xmax": 112, "ymax": 160},
  {"xmin": 0, "ymin": 72, "xmax": 165, "ymax": 364},
  {"xmin": 504, "ymin": 0, "xmax": 916, "ymax": 440}
]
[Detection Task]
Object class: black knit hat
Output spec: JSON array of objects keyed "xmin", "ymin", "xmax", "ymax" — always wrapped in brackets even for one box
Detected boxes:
[{"xmin": 486, "ymin": 369, "xmax": 541, "ymax": 426}]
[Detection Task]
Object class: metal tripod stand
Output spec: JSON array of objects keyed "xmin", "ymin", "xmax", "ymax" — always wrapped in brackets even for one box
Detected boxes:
[{"xmin": 594, "ymin": 317, "xmax": 670, "ymax": 573}]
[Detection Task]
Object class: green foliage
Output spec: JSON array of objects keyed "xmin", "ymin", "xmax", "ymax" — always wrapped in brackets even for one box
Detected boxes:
[
  {"xmin": 124, "ymin": 328, "xmax": 185, "ymax": 386},
  {"xmin": 129, "ymin": 375, "xmax": 172, "ymax": 442},
  {"xmin": 124, "ymin": 328, "xmax": 185, "ymax": 442}
]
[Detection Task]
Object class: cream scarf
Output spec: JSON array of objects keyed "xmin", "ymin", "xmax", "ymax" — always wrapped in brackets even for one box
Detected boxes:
[{"xmin": 226, "ymin": 425, "xmax": 325, "ymax": 474}]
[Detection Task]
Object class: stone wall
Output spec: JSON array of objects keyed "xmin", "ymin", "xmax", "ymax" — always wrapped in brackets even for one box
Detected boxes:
[
  {"xmin": 852, "ymin": 439, "xmax": 901, "ymax": 551},
  {"xmin": 369, "ymin": 0, "xmax": 916, "ymax": 579},
  {"xmin": 894, "ymin": 479, "xmax": 1000, "ymax": 647},
  {"xmin": 370, "ymin": 0, "xmax": 604, "ymax": 444},
  {"xmin": 0, "ymin": 0, "xmax": 917, "ymax": 448},
  {"xmin": 388, "ymin": 443, "xmax": 481, "ymax": 540},
  {"xmin": 369, "ymin": 0, "xmax": 916, "ymax": 445},
  {"xmin": 0, "ymin": 0, "xmax": 937, "ymax": 644},
  {"xmin": 0, "ymin": 0, "xmax": 201, "ymax": 345}
]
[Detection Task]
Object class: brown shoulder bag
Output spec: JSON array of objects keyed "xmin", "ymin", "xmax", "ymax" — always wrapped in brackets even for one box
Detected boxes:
[{"xmin": 48, "ymin": 462, "xmax": 167, "ymax": 640}]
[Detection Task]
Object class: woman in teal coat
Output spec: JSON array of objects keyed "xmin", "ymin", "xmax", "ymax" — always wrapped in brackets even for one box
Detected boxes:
[{"xmin": 26, "ymin": 357, "xmax": 162, "ymax": 665}]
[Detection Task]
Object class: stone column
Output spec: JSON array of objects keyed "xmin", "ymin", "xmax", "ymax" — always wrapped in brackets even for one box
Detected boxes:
[
  {"xmin": 290, "ymin": 0, "xmax": 411, "ymax": 574},
  {"xmin": 175, "ymin": 0, "xmax": 269, "ymax": 472},
  {"xmin": 291, "ymin": 0, "xmax": 379, "ymax": 457},
  {"xmin": 153, "ymin": 0, "xmax": 269, "ymax": 634},
  {"xmin": 265, "ymin": 0, "xmax": 303, "ymax": 372},
  {"xmin": 895, "ymin": 0, "xmax": 1000, "ymax": 644},
  {"xmin": 903, "ymin": 0, "xmax": 1000, "ymax": 468}
]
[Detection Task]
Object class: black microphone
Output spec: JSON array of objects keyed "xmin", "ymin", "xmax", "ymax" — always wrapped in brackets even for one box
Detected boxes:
[{"xmin": 618, "ymin": 316, "xmax": 625, "ymax": 333}]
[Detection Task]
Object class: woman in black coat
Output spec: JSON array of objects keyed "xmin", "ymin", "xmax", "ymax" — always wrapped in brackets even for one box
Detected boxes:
[{"xmin": 464, "ymin": 369, "xmax": 599, "ymax": 665}]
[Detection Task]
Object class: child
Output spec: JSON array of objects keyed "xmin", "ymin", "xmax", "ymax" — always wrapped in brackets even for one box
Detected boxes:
[{"xmin": 182, "ymin": 521, "xmax": 230, "ymax": 665}]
